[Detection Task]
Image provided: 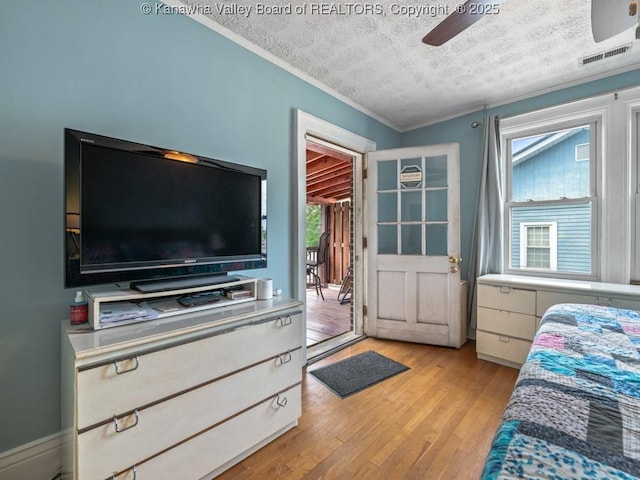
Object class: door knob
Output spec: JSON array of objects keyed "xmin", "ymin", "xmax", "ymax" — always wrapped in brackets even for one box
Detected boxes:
[{"xmin": 449, "ymin": 255, "xmax": 461, "ymax": 273}]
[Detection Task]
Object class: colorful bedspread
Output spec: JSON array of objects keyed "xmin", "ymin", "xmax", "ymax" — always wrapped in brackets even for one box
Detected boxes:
[{"xmin": 481, "ymin": 303, "xmax": 640, "ymax": 479}]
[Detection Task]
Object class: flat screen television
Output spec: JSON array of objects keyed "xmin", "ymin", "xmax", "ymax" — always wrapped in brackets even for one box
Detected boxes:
[{"xmin": 64, "ymin": 128, "xmax": 267, "ymax": 290}]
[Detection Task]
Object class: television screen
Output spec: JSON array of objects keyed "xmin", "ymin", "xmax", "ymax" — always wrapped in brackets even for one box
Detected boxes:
[{"xmin": 64, "ymin": 129, "xmax": 267, "ymax": 289}]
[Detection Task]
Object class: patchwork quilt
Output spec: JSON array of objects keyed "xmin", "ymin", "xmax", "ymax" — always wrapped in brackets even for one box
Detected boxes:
[{"xmin": 481, "ymin": 303, "xmax": 640, "ymax": 480}]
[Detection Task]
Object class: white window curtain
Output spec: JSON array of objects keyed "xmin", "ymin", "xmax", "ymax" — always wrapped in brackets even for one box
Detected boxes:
[{"xmin": 467, "ymin": 115, "xmax": 503, "ymax": 332}]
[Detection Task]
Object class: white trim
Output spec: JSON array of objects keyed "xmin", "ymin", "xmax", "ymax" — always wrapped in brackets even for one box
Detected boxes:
[
  {"xmin": 519, "ymin": 222, "xmax": 558, "ymax": 271},
  {"xmin": 0, "ymin": 433, "xmax": 62, "ymax": 480},
  {"xmin": 294, "ymin": 111, "xmax": 376, "ymax": 362}
]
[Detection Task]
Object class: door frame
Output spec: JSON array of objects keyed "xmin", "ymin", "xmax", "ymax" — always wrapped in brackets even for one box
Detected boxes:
[{"xmin": 294, "ymin": 110, "xmax": 376, "ymax": 362}]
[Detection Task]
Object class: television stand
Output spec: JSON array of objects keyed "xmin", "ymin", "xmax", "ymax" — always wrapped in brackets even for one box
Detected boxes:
[
  {"xmin": 85, "ymin": 275, "xmax": 257, "ymax": 330},
  {"xmin": 62, "ymin": 296, "xmax": 303, "ymax": 479},
  {"xmin": 131, "ymin": 274, "xmax": 240, "ymax": 293}
]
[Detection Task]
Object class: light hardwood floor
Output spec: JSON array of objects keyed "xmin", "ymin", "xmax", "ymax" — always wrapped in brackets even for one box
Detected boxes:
[{"xmin": 216, "ymin": 337, "xmax": 519, "ymax": 480}]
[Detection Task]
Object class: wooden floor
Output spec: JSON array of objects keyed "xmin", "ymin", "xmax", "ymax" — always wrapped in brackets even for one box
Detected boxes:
[
  {"xmin": 216, "ymin": 337, "xmax": 519, "ymax": 480},
  {"xmin": 306, "ymin": 287, "xmax": 352, "ymax": 346}
]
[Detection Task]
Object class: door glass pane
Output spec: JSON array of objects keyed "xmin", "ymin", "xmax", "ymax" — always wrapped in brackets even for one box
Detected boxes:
[
  {"xmin": 378, "ymin": 225, "xmax": 397, "ymax": 254},
  {"xmin": 426, "ymin": 190, "xmax": 447, "ymax": 222},
  {"xmin": 375, "ymin": 153, "xmax": 451, "ymax": 258},
  {"xmin": 401, "ymin": 191, "xmax": 422, "ymax": 222},
  {"xmin": 425, "ymin": 224, "xmax": 447, "ymax": 255},
  {"xmin": 401, "ymin": 225, "xmax": 422, "ymax": 255},
  {"xmin": 378, "ymin": 192, "xmax": 397, "ymax": 222},
  {"xmin": 425, "ymin": 155, "xmax": 447, "ymax": 188},
  {"xmin": 378, "ymin": 160, "xmax": 397, "ymax": 190},
  {"xmin": 401, "ymin": 158, "xmax": 421, "ymax": 169}
]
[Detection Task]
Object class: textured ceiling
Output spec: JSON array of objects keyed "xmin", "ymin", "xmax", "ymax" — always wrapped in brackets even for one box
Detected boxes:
[{"xmin": 170, "ymin": 0, "xmax": 640, "ymax": 131}]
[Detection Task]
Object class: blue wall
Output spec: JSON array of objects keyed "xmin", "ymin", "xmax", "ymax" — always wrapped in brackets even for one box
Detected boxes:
[{"xmin": 0, "ymin": 1, "xmax": 399, "ymax": 453}]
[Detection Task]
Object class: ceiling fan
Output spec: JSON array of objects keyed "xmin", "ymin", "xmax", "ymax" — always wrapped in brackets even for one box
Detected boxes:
[{"xmin": 422, "ymin": 0, "xmax": 638, "ymax": 46}]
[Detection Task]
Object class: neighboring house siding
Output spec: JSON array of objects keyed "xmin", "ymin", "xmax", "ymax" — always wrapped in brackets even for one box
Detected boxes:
[
  {"xmin": 511, "ymin": 128, "xmax": 591, "ymax": 273},
  {"xmin": 511, "ymin": 204, "xmax": 591, "ymax": 273},
  {"xmin": 512, "ymin": 129, "xmax": 590, "ymax": 201}
]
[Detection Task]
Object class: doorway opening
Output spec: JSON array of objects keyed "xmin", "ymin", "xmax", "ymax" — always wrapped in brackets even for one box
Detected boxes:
[
  {"xmin": 305, "ymin": 140, "xmax": 354, "ymax": 348},
  {"xmin": 295, "ymin": 111, "xmax": 376, "ymax": 363}
]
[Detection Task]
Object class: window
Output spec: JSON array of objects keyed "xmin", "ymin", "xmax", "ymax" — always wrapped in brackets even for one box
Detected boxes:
[
  {"xmin": 519, "ymin": 222, "xmax": 557, "ymax": 270},
  {"xmin": 575, "ymin": 143, "xmax": 589, "ymax": 162},
  {"xmin": 501, "ymin": 86, "xmax": 640, "ymax": 284},
  {"xmin": 505, "ymin": 122, "xmax": 597, "ymax": 278}
]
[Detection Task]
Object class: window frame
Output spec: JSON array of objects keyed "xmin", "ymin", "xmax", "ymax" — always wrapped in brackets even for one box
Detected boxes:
[{"xmin": 502, "ymin": 114, "xmax": 601, "ymax": 281}]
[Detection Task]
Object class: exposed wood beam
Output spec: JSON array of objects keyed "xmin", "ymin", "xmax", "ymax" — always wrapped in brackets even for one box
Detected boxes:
[
  {"xmin": 305, "ymin": 145, "xmax": 354, "ymax": 204},
  {"xmin": 306, "ymin": 142, "xmax": 353, "ymax": 163},
  {"xmin": 307, "ymin": 157, "xmax": 350, "ymax": 176},
  {"xmin": 307, "ymin": 165, "xmax": 353, "ymax": 185},
  {"xmin": 306, "ymin": 195, "xmax": 341, "ymax": 204},
  {"xmin": 310, "ymin": 184, "xmax": 352, "ymax": 200},
  {"xmin": 307, "ymin": 174, "xmax": 352, "ymax": 194},
  {"xmin": 306, "ymin": 151, "xmax": 326, "ymax": 162}
]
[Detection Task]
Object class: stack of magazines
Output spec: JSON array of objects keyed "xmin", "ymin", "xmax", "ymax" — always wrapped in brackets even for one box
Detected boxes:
[{"xmin": 99, "ymin": 302, "xmax": 158, "ymax": 325}]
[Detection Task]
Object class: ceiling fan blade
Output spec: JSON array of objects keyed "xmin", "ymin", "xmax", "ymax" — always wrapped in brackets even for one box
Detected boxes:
[
  {"xmin": 422, "ymin": 0, "xmax": 507, "ymax": 46},
  {"xmin": 592, "ymin": 0, "xmax": 637, "ymax": 42}
]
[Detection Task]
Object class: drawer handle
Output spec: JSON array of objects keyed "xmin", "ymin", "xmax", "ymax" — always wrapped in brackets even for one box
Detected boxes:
[
  {"xmin": 111, "ymin": 465, "xmax": 138, "ymax": 480},
  {"xmin": 277, "ymin": 351, "xmax": 293, "ymax": 365},
  {"xmin": 114, "ymin": 356, "xmax": 139, "ymax": 375},
  {"xmin": 112, "ymin": 465, "xmax": 137, "ymax": 480},
  {"xmin": 597, "ymin": 297, "xmax": 612, "ymax": 307},
  {"xmin": 498, "ymin": 336, "xmax": 510, "ymax": 343},
  {"xmin": 113, "ymin": 410, "xmax": 139, "ymax": 433},
  {"xmin": 275, "ymin": 394, "xmax": 288, "ymax": 408},
  {"xmin": 499, "ymin": 286, "xmax": 511, "ymax": 294},
  {"xmin": 276, "ymin": 315, "xmax": 293, "ymax": 327}
]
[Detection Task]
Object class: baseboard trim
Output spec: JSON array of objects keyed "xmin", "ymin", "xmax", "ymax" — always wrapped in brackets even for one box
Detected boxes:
[{"xmin": 0, "ymin": 433, "xmax": 61, "ymax": 480}]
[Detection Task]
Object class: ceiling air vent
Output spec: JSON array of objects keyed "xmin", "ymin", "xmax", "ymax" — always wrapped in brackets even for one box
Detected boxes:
[{"xmin": 580, "ymin": 44, "xmax": 632, "ymax": 66}]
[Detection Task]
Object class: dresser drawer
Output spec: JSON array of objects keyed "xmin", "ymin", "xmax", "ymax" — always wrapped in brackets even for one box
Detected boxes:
[
  {"xmin": 536, "ymin": 291, "xmax": 599, "ymax": 317},
  {"xmin": 476, "ymin": 330, "xmax": 531, "ymax": 366},
  {"xmin": 77, "ymin": 313, "xmax": 301, "ymax": 429},
  {"xmin": 608, "ymin": 298, "xmax": 640, "ymax": 311},
  {"xmin": 78, "ymin": 349, "xmax": 302, "ymax": 479},
  {"xmin": 477, "ymin": 307, "xmax": 536, "ymax": 340},
  {"xmin": 478, "ymin": 284, "xmax": 535, "ymax": 315},
  {"xmin": 111, "ymin": 384, "xmax": 302, "ymax": 480}
]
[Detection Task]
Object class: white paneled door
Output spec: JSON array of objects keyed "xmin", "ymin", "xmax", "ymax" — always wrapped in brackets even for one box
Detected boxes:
[{"xmin": 366, "ymin": 144, "xmax": 465, "ymax": 347}]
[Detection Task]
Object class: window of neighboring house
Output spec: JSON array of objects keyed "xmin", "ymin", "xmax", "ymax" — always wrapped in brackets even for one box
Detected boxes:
[
  {"xmin": 519, "ymin": 222, "xmax": 557, "ymax": 270},
  {"xmin": 575, "ymin": 143, "xmax": 589, "ymax": 162},
  {"xmin": 505, "ymin": 122, "xmax": 597, "ymax": 278}
]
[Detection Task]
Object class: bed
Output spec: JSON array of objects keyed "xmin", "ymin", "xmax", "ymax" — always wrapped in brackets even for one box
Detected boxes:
[{"xmin": 481, "ymin": 303, "xmax": 640, "ymax": 479}]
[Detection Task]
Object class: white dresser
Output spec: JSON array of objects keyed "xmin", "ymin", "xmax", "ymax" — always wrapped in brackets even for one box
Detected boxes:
[
  {"xmin": 61, "ymin": 297, "xmax": 303, "ymax": 480},
  {"xmin": 476, "ymin": 274, "xmax": 640, "ymax": 368}
]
